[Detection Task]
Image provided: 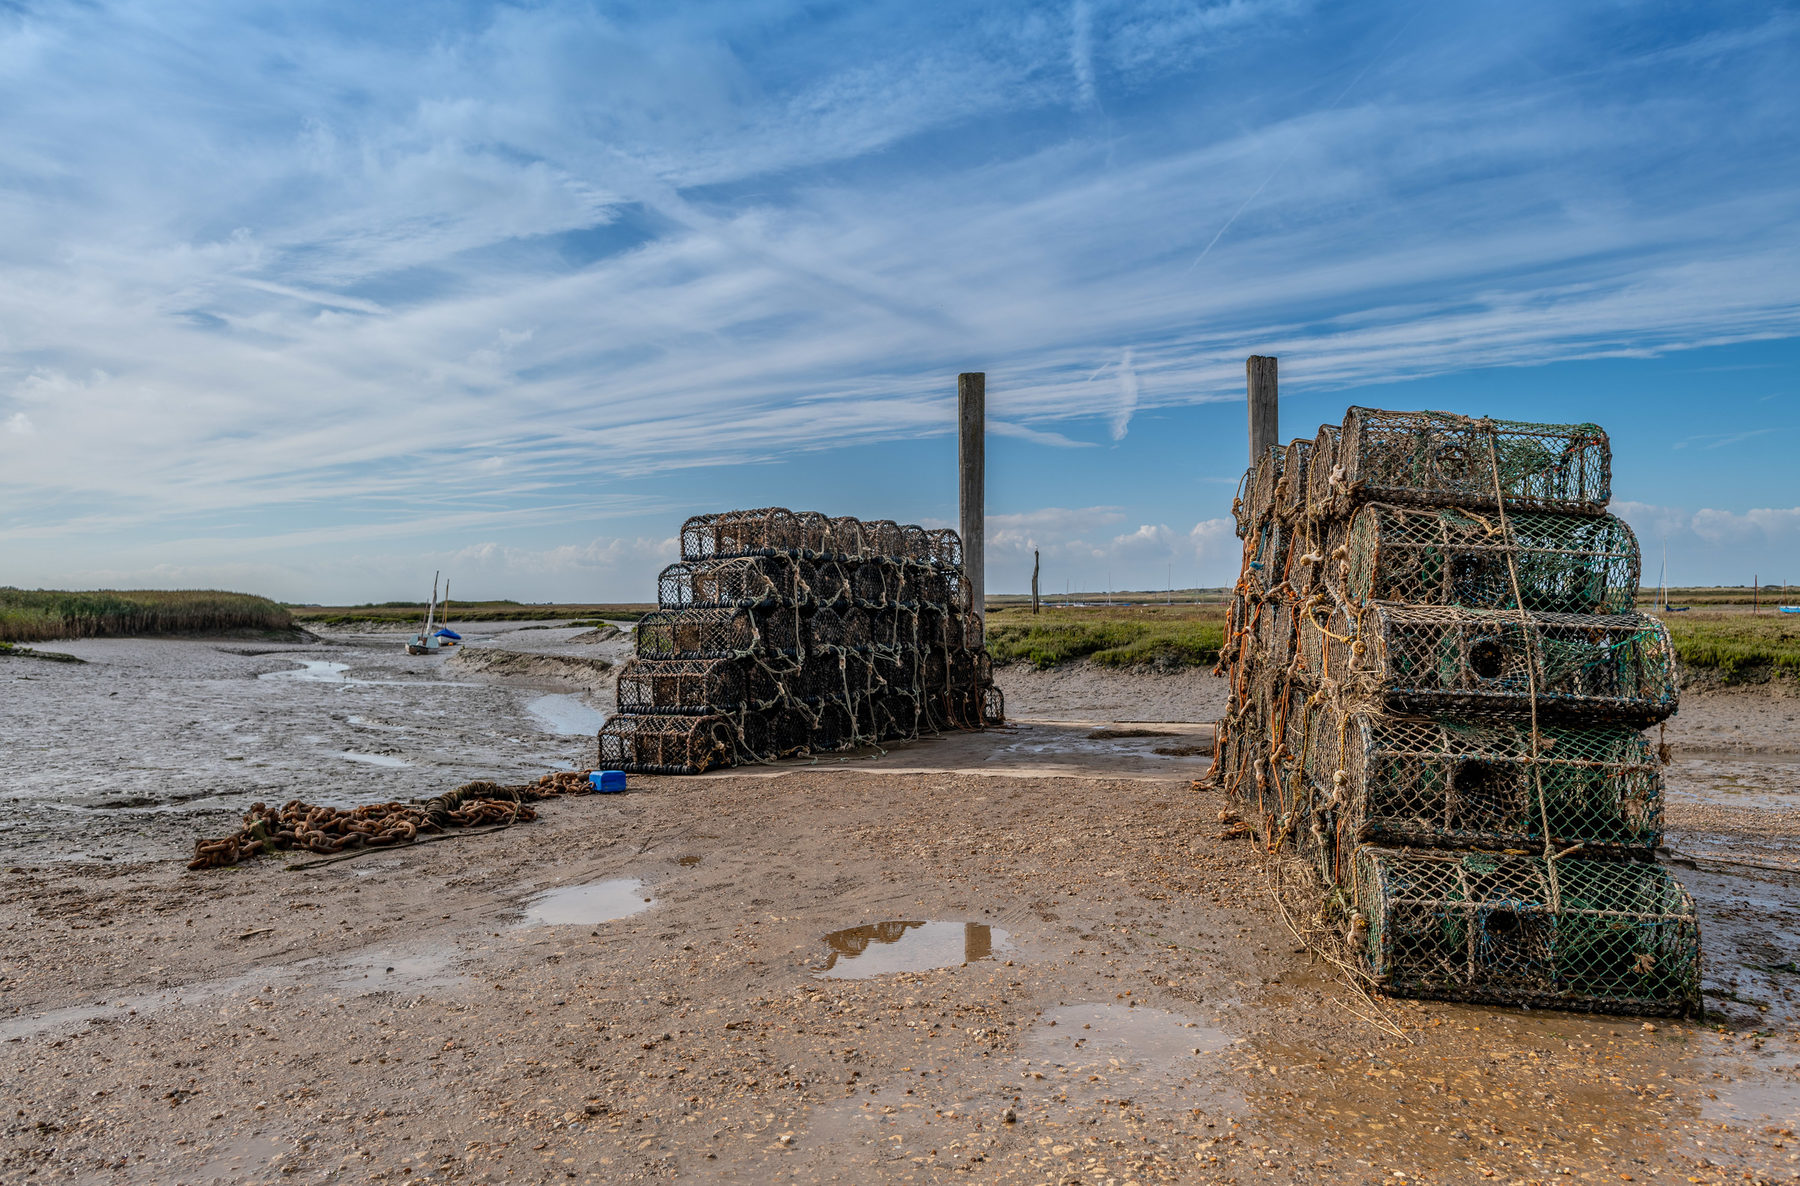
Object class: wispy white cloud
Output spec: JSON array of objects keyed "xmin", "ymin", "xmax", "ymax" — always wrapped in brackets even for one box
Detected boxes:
[{"xmin": 1, "ymin": 1, "xmax": 1797, "ymax": 597}]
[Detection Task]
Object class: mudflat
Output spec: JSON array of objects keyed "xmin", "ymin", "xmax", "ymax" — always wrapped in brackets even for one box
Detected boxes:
[{"xmin": 3, "ymin": 629, "xmax": 1797, "ymax": 1184}]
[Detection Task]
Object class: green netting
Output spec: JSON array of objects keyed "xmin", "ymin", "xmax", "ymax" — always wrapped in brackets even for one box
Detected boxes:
[
  {"xmin": 1332, "ymin": 408, "xmax": 1611, "ymax": 516},
  {"xmin": 1345, "ymin": 604, "xmax": 1678, "ymax": 725},
  {"xmin": 1354, "ymin": 847, "xmax": 1700, "ymax": 1015},
  {"xmin": 1345, "ymin": 504, "xmax": 1640, "ymax": 614},
  {"xmin": 1304, "ymin": 708, "xmax": 1662, "ymax": 853}
]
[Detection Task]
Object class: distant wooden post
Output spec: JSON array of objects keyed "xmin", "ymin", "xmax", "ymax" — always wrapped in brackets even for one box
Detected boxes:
[
  {"xmin": 1031, "ymin": 549, "xmax": 1040, "ymax": 615},
  {"xmin": 1247, "ymin": 355, "xmax": 1279, "ymax": 465},
  {"xmin": 1754, "ymin": 575, "xmax": 1759, "ymax": 615},
  {"xmin": 959, "ymin": 373, "xmax": 985, "ymax": 626}
]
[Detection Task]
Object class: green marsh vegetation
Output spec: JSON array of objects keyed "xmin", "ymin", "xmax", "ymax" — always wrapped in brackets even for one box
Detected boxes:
[
  {"xmin": 0, "ymin": 588, "xmax": 293, "ymax": 643},
  {"xmin": 984, "ymin": 603, "xmax": 1226, "ymax": 669},
  {"xmin": 1653, "ymin": 609, "xmax": 1800, "ymax": 684},
  {"xmin": 287, "ymin": 602, "xmax": 652, "ymax": 625}
]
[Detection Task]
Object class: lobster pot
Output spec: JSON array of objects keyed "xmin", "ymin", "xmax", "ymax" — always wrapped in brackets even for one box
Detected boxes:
[
  {"xmin": 658, "ymin": 556, "xmax": 807, "ymax": 610},
  {"xmin": 1335, "ymin": 408, "xmax": 1611, "ymax": 516},
  {"xmin": 810, "ymin": 560, "xmax": 853, "ymax": 607},
  {"xmin": 615, "ymin": 657, "xmax": 778, "ymax": 716},
  {"xmin": 882, "ymin": 605, "xmax": 920, "ymax": 652},
  {"xmin": 1248, "ymin": 445, "xmax": 1285, "ymax": 533},
  {"xmin": 863, "ymin": 519, "xmax": 904, "ymax": 560},
  {"xmin": 898, "ymin": 524, "xmax": 932, "ymax": 565},
  {"xmin": 811, "ymin": 696, "xmax": 863, "ymax": 752},
  {"xmin": 854, "ymin": 559, "xmax": 901, "ymax": 607},
  {"xmin": 679, "ymin": 507, "xmax": 802, "ymax": 560},
  {"xmin": 599, "ymin": 714, "xmax": 736, "ymax": 774},
  {"xmin": 825, "ymin": 516, "xmax": 868, "ymax": 560},
  {"xmin": 944, "ymin": 611, "xmax": 984, "ymax": 652},
  {"xmin": 1345, "ymin": 504, "xmax": 1640, "ymax": 615},
  {"xmin": 927, "ymin": 528, "xmax": 963, "ymax": 569},
  {"xmin": 1353, "ymin": 848, "xmax": 1700, "ymax": 1015},
  {"xmin": 1294, "ymin": 599, "xmax": 1346, "ymax": 684},
  {"xmin": 1233, "ymin": 464, "xmax": 1258, "ymax": 539},
  {"xmin": 874, "ymin": 691, "xmax": 920, "ymax": 741},
  {"xmin": 1266, "ymin": 594, "xmax": 1298, "ymax": 674},
  {"xmin": 636, "ymin": 608, "xmax": 762, "ymax": 659},
  {"xmin": 981, "ymin": 685, "xmax": 1005, "ymax": 727},
  {"xmin": 1244, "ymin": 514, "xmax": 1286, "ymax": 594},
  {"xmin": 1304, "ymin": 424, "xmax": 1342, "ymax": 518},
  {"xmin": 1284, "ymin": 515, "xmax": 1324, "ymax": 596},
  {"xmin": 1276, "ymin": 439, "xmax": 1312, "ymax": 520},
  {"xmin": 1351, "ymin": 605, "xmax": 1678, "ymax": 725},
  {"xmin": 1314, "ymin": 710, "xmax": 1663, "ymax": 852},
  {"xmin": 1279, "ymin": 687, "xmax": 1337, "ymax": 881}
]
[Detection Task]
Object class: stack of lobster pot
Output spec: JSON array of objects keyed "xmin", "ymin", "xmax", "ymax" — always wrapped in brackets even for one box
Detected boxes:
[
  {"xmin": 598, "ymin": 508, "xmax": 1003, "ymax": 774},
  {"xmin": 1213, "ymin": 408, "xmax": 1701, "ymax": 1015}
]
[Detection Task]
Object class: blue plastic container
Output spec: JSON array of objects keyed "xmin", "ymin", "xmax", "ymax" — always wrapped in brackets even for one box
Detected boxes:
[{"xmin": 590, "ymin": 770, "xmax": 627, "ymax": 793}]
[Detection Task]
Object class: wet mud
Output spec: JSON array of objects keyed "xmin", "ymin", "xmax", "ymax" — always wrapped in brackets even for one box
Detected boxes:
[{"xmin": 2, "ymin": 636, "xmax": 1797, "ymax": 1183}]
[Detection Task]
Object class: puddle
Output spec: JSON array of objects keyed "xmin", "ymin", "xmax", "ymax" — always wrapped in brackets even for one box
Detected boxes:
[
  {"xmin": 1022, "ymin": 1003, "xmax": 1236, "ymax": 1107},
  {"xmin": 516, "ymin": 878, "xmax": 653, "ymax": 926},
  {"xmin": 336, "ymin": 751, "xmax": 411, "ymax": 768},
  {"xmin": 346, "ymin": 714, "xmax": 408, "ymax": 733},
  {"xmin": 1670, "ymin": 754, "xmax": 1800, "ymax": 812},
  {"xmin": 816, "ymin": 921, "xmax": 1007, "ymax": 978},
  {"xmin": 189, "ymin": 1133, "xmax": 288, "ymax": 1183},
  {"xmin": 259, "ymin": 660, "xmax": 350, "ymax": 682},
  {"xmin": 330, "ymin": 947, "xmax": 463, "ymax": 992},
  {"xmin": 526, "ymin": 693, "xmax": 606, "ymax": 736}
]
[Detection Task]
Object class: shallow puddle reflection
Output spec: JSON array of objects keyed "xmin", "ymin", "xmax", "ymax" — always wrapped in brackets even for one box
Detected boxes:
[
  {"xmin": 1023, "ymin": 1002, "xmax": 1235, "ymax": 1106},
  {"xmin": 817, "ymin": 921, "xmax": 1007, "ymax": 978},
  {"xmin": 517, "ymin": 878, "xmax": 653, "ymax": 926}
]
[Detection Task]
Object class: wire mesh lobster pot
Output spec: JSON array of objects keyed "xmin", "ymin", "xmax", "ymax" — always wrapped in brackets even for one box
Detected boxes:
[
  {"xmin": 1260, "ymin": 592, "xmax": 1298, "ymax": 673},
  {"xmin": 1234, "ymin": 465, "xmax": 1257, "ymax": 539},
  {"xmin": 1334, "ymin": 408, "xmax": 1611, "ymax": 516},
  {"xmin": 658, "ymin": 556, "xmax": 808, "ymax": 610},
  {"xmin": 615, "ymin": 657, "xmax": 780, "ymax": 715},
  {"xmin": 1303, "ymin": 424, "xmax": 1341, "ymax": 516},
  {"xmin": 1276, "ymin": 439, "xmax": 1312, "ymax": 520},
  {"xmin": 679, "ymin": 507, "xmax": 802, "ymax": 560},
  {"xmin": 874, "ymin": 691, "xmax": 921, "ymax": 741},
  {"xmin": 927, "ymin": 528, "xmax": 963, "ymax": 569},
  {"xmin": 810, "ymin": 560, "xmax": 853, "ymax": 607},
  {"xmin": 1248, "ymin": 444, "xmax": 1285, "ymax": 532},
  {"xmin": 1244, "ymin": 513, "xmax": 1287, "ymax": 594},
  {"xmin": 1344, "ymin": 504, "xmax": 1640, "ymax": 614},
  {"xmin": 599, "ymin": 713, "xmax": 737, "ymax": 774},
  {"xmin": 1353, "ymin": 847, "xmax": 1700, "ymax": 1015},
  {"xmin": 1306, "ymin": 709, "xmax": 1662, "ymax": 853},
  {"xmin": 853, "ymin": 559, "xmax": 901, "ymax": 606},
  {"xmin": 636, "ymin": 608, "xmax": 762, "ymax": 659},
  {"xmin": 1349, "ymin": 604, "xmax": 1678, "ymax": 724},
  {"xmin": 982, "ymin": 685, "xmax": 1005, "ymax": 726}
]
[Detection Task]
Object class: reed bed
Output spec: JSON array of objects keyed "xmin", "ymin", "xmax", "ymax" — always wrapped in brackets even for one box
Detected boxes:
[
  {"xmin": 289, "ymin": 602, "xmax": 652, "ymax": 625},
  {"xmin": 985, "ymin": 604, "xmax": 1226, "ymax": 669},
  {"xmin": 1655, "ymin": 610, "xmax": 1800, "ymax": 682},
  {"xmin": 0, "ymin": 588, "xmax": 294, "ymax": 643}
]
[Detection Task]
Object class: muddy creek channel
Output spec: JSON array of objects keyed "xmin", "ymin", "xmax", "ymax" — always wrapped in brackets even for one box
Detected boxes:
[{"xmin": 2, "ymin": 635, "xmax": 1799, "ymax": 1183}]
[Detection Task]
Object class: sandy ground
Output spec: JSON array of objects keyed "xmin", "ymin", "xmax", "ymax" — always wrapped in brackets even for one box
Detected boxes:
[{"xmin": 3, "ymin": 631, "xmax": 1799, "ymax": 1184}]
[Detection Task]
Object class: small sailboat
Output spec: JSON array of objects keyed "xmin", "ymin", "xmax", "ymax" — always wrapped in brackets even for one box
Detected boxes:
[
  {"xmin": 406, "ymin": 573, "xmax": 445, "ymax": 655},
  {"xmin": 432, "ymin": 582, "xmax": 460, "ymax": 647}
]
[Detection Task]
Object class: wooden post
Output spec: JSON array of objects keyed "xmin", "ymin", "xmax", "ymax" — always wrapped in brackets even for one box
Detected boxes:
[
  {"xmin": 959, "ymin": 373, "xmax": 985, "ymax": 626},
  {"xmin": 1247, "ymin": 355, "xmax": 1279, "ymax": 465},
  {"xmin": 1031, "ymin": 549, "xmax": 1040, "ymax": 615},
  {"xmin": 1754, "ymin": 575, "xmax": 1759, "ymax": 615}
]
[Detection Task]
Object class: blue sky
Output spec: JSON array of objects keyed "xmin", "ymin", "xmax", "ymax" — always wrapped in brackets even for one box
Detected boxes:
[{"xmin": 1, "ymin": 0, "xmax": 1797, "ymax": 602}]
